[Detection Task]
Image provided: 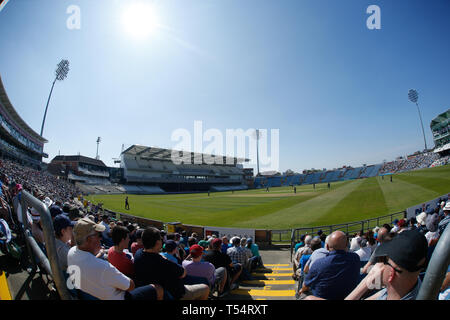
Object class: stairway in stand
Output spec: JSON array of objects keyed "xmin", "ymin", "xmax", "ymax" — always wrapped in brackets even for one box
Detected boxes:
[{"xmin": 226, "ymin": 263, "xmax": 297, "ymax": 300}]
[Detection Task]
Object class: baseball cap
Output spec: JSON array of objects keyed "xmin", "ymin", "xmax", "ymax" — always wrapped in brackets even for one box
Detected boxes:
[
  {"xmin": 247, "ymin": 238, "xmax": 253, "ymax": 244},
  {"xmin": 397, "ymin": 219, "xmax": 407, "ymax": 228},
  {"xmin": 53, "ymin": 214, "xmax": 75, "ymax": 234},
  {"xmin": 393, "ymin": 219, "xmax": 399, "ymax": 225},
  {"xmin": 73, "ymin": 217, "xmax": 106, "ymax": 243},
  {"xmin": 189, "ymin": 244, "xmax": 203, "ymax": 258},
  {"xmin": 374, "ymin": 229, "xmax": 427, "ymax": 272},
  {"xmin": 163, "ymin": 240, "xmax": 177, "ymax": 252},
  {"xmin": 49, "ymin": 205, "xmax": 63, "ymax": 218},
  {"xmin": 198, "ymin": 240, "xmax": 209, "ymax": 248}
]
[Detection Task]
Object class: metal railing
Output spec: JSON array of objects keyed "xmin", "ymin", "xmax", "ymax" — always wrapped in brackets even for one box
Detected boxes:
[
  {"xmin": 290, "ymin": 211, "xmax": 406, "ymax": 260},
  {"xmin": 417, "ymin": 223, "xmax": 450, "ymax": 300},
  {"xmin": 20, "ymin": 190, "xmax": 73, "ymax": 300}
]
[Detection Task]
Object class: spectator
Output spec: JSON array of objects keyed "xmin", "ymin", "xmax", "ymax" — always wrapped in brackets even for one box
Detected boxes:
[
  {"xmin": 107, "ymin": 226, "xmax": 134, "ymax": 279},
  {"xmin": 67, "ymin": 218, "xmax": 162, "ymax": 300},
  {"xmin": 438, "ymin": 201, "xmax": 446, "ymax": 219},
  {"xmin": 127, "ymin": 224, "xmax": 137, "ymax": 249},
  {"xmin": 160, "ymin": 240, "xmax": 180, "ymax": 265},
  {"xmin": 416, "ymin": 212, "xmax": 428, "ymax": 235},
  {"xmin": 391, "ymin": 219, "xmax": 400, "ymax": 233},
  {"xmin": 203, "ymin": 238, "xmax": 241, "ymax": 292},
  {"xmin": 303, "ymin": 235, "xmax": 330, "ymax": 274},
  {"xmin": 361, "ymin": 227, "xmax": 395, "ymax": 274},
  {"xmin": 240, "ymin": 238, "xmax": 253, "ymax": 271},
  {"xmin": 294, "ymin": 234, "xmax": 306, "ymax": 253},
  {"xmin": 133, "ymin": 227, "xmax": 209, "ymax": 300},
  {"xmin": 397, "ymin": 219, "xmax": 408, "ymax": 233},
  {"xmin": 296, "ymin": 237, "xmax": 322, "ymax": 287},
  {"xmin": 439, "ymin": 266, "xmax": 450, "ymax": 300},
  {"xmin": 293, "ymin": 235, "xmax": 312, "ymax": 279},
  {"xmin": 382, "ymin": 223, "xmax": 392, "ymax": 232},
  {"xmin": 100, "ymin": 214, "xmax": 113, "ymax": 247},
  {"xmin": 182, "ymin": 244, "xmax": 226, "ymax": 296},
  {"xmin": 298, "ymin": 231, "xmax": 360, "ymax": 300},
  {"xmin": 185, "ymin": 236, "xmax": 197, "ymax": 256},
  {"xmin": 425, "ymin": 213, "xmax": 440, "ymax": 246},
  {"xmin": 345, "ymin": 230, "xmax": 427, "ymax": 300},
  {"xmin": 438, "ymin": 202, "xmax": 450, "ymax": 236},
  {"xmin": 408, "ymin": 217, "xmax": 417, "ymax": 230},
  {"xmin": 227, "ymin": 236, "xmax": 251, "ymax": 280},
  {"xmin": 53, "ymin": 214, "xmax": 75, "ymax": 272},
  {"xmin": 221, "ymin": 236, "xmax": 230, "ymax": 254},
  {"xmin": 179, "ymin": 230, "xmax": 188, "ymax": 247},
  {"xmin": 198, "ymin": 240, "xmax": 209, "ymax": 250},
  {"xmin": 131, "ymin": 229, "xmax": 144, "ymax": 256},
  {"xmin": 364, "ymin": 231, "xmax": 377, "ymax": 254},
  {"xmin": 350, "ymin": 231, "xmax": 362, "ymax": 252},
  {"xmin": 246, "ymin": 238, "xmax": 264, "ymax": 270},
  {"xmin": 355, "ymin": 238, "xmax": 371, "ymax": 262}
]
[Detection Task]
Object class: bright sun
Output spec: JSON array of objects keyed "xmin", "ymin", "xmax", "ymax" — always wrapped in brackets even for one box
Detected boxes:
[{"xmin": 122, "ymin": 3, "xmax": 159, "ymax": 39}]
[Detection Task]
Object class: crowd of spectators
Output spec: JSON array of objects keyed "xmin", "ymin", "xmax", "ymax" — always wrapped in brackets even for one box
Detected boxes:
[
  {"xmin": 0, "ymin": 159, "xmax": 81, "ymax": 204},
  {"xmin": 1, "ymin": 155, "xmax": 449, "ymax": 301},
  {"xmin": 292, "ymin": 203, "xmax": 450, "ymax": 300},
  {"xmin": 379, "ymin": 152, "xmax": 441, "ymax": 174},
  {"xmin": 431, "ymin": 155, "xmax": 450, "ymax": 168}
]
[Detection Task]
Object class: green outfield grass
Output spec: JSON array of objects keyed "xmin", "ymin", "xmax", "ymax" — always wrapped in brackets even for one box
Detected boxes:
[{"xmin": 86, "ymin": 164, "xmax": 450, "ymax": 230}]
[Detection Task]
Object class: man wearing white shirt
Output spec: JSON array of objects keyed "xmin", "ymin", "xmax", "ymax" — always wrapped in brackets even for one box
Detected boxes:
[{"xmin": 68, "ymin": 218, "xmax": 162, "ymax": 300}]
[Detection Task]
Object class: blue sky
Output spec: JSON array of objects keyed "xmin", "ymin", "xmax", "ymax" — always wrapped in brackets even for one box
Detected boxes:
[{"xmin": 0, "ymin": 0, "xmax": 449, "ymax": 173}]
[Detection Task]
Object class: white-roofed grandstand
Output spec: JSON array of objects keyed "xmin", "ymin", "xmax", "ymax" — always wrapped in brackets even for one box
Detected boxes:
[{"xmin": 120, "ymin": 144, "xmax": 249, "ymax": 192}]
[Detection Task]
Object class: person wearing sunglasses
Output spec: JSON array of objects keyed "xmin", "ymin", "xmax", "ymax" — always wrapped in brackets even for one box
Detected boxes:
[
  {"xmin": 344, "ymin": 229, "xmax": 428, "ymax": 300},
  {"xmin": 68, "ymin": 218, "xmax": 163, "ymax": 300}
]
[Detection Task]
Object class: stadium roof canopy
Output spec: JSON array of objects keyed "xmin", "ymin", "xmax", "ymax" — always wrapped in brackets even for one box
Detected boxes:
[
  {"xmin": 434, "ymin": 142, "xmax": 450, "ymax": 153},
  {"xmin": 51, "ymin": 155, "xmax": 107, "ymax": 167},
  {"xmin": 0, "ymin": 74, "xmax": 48, "ymax": 144},
  {"xmin": 122, "ymin": 144, "xmax": 250, "ymax": 165},
  {"xmin": 430, "ymin": 108, "xmax": 449, "ymax": 129}
]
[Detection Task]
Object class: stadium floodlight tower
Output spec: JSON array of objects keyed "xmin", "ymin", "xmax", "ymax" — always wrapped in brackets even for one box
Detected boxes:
[
  {"xmin": 96, "ymin": 137, "xmax": 101, "ymax": 160},
  {"xmin": 408, "ymin": 89, "xmax": 428, "ymax": 151},
  {"xmin": 252, "ymin": 129, "xmax": 261, "ymax": 176},
  {"xmin": 40, "ymin": 59, "xmax": 70, "ymax": 137}
]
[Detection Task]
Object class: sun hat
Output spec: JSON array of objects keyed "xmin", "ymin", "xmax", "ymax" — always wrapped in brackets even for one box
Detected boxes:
[
  {"xmin": 73, "ymin": 217, "xmax": 106, "ymax": 243},
  {"xmin": 416, "ymin": 212, "xmax": 427, "ymax": 226}
]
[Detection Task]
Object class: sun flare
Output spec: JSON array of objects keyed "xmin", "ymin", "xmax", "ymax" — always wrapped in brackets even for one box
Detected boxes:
[{"xmin": 122, "ymin": 3, "xmax": 159, "ymax": 39}]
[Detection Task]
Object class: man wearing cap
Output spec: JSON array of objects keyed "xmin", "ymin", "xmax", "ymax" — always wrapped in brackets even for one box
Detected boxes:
[
  {"xmin": 183, "ymin": 244, "xmax": 225, "ymax": 295},
  {"xmin": 134, "ymin": 227, "xmax": 209, "ymax": 300},
  {"xmin": 160, "ymin": 240, "xmax": 180, "ymax": 264},
  {"xmin": 391, "ymin": 219, "xmax": 400, "ymax": 233},
  {"xmin": 67, "ymin": 218, "xmax": 162, "ymax": 300},
  {"xmin": 54, "ymin": 214, "xmax": 75, "ymax": 272},
  {"xmin": 344, "ymin": 230, "xmax": 428, "ymax": 300},
  {"xmin": 438, "ymin": 202, "xmax": 450, "ymax": 236}
]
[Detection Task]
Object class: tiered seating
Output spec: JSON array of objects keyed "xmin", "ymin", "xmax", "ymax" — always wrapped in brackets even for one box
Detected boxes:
[{"xmin": 210, "ymin": 185, "xmax": 248, "ymax": 192}]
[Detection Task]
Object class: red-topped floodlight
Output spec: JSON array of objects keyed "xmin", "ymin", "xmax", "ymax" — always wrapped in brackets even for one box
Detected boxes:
[
  {"xmin": 408, "ymin": 89, "xmax": 428, "ymax": 151},
  {"xmin": 40, "ymin": 59, "xmax": 70, "ymax": 137}
]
